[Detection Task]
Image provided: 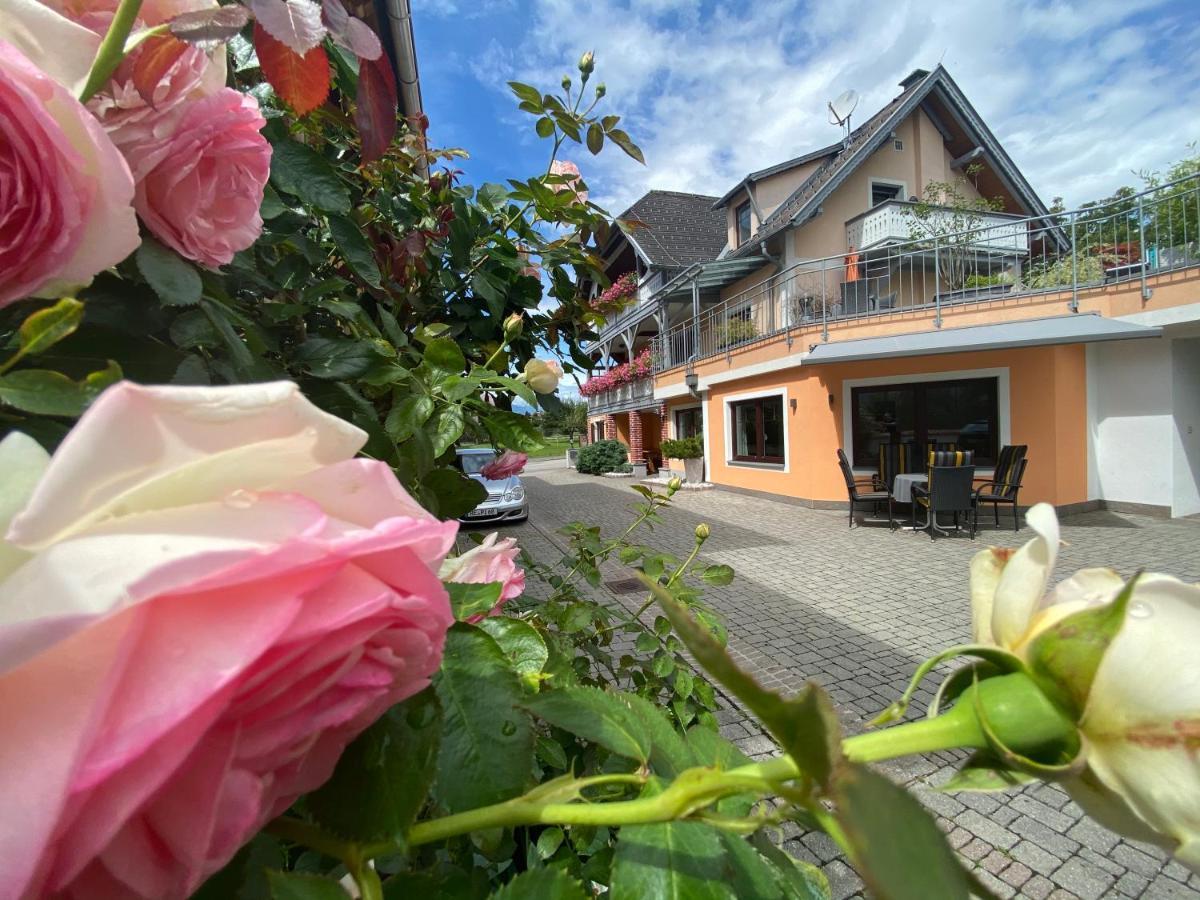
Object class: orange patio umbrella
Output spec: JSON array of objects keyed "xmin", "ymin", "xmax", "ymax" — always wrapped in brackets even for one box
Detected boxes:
[{"xmin": 844, "ymin": 244, "xmax": 861, "ymax": 282}]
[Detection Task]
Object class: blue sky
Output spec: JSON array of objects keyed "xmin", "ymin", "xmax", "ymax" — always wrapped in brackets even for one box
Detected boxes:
[{"xmin": 413, "ymin": 0, "xmax": 1199, "ymax": 405}]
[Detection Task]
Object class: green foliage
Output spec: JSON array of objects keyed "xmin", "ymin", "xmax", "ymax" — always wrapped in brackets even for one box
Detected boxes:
[
  {"xmin": 660, "ymin": 436, "xmax": 702, "ymax": 459},
  {"xmin": 713, "ymin": 317, "xmax": 758, "ymax": 349},
  {"xmin": 577, "ymin": 438, "xmax": 628, "ymax": 474}
]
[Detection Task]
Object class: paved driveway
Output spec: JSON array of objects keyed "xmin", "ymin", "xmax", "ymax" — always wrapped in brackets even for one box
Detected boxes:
[{"xmin": 497, "ymin": 460, "xmax": 1200, "ymax": 900}]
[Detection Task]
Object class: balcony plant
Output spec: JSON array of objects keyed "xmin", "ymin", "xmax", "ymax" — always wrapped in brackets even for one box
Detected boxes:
[
  {"xmin": 903, "ymin": 164, "xmax": 1006, "ymax": 293},
  {"xmin": 590, "ymin": 270, "xmax": 639, "ymax": 316},
  {"xmin": 580, "ymin": 347, "xmax": 654, "ymax": 396},
  {"xmin": 661, "ymin": 435, "xmax": 704, "ymax": 482},
  {"xmin": 713, "ymin": 316, "xmax": 758, "ymax": 349}
]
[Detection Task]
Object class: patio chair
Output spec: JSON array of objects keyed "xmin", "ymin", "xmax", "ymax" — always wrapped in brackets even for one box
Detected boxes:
[
  {"xmin": 873, "ymin": 441, "xmax": 915, "ymax": 493},
  {"xmin": 838, "ymin": 449, "xmax": 894, "ymax": 529},
  {"xmin": 975, "ymin": 456, "xmax": 1028, "ymax": 531},
  {"xmin": 926, "ymin": 448, "xmax": 973, "ymax": 476},
  {"xmin": 912, "ymin": 465, "xmax": 977, "ymax": 540}
]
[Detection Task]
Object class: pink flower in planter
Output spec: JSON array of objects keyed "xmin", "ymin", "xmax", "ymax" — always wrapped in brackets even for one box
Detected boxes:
[
  {"xmin": 0, "ymin": 381, "xmax": 457, "ymax": 899},
  {"xmin": 481, "ymin": 450, "xmax": 528, "ymax": 480},
  {"xmin": 124, "ymin": 88, "xmax": 271, "ymax": 267},
  {"xmin": 549, "ymin": 159, "xmax": 587, "ymax": 203},
  {"xmin": 0, "ymin": 38, "xmax": 139, "ymax": 307},
  {"xmin": 439, "ymin": 532, "xmax": 526, "ymax": 620}
]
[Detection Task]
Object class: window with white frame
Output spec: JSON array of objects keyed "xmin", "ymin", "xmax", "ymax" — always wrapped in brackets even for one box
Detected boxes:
[{"xmin": 869, "ymin": 179, "xmax": 904, "ymax": 207}]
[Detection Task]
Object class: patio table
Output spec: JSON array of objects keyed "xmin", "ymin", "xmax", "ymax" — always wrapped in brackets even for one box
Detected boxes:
[{"xmin": 892, "ymin": 473, "xmax": 927, "ymax": 504}]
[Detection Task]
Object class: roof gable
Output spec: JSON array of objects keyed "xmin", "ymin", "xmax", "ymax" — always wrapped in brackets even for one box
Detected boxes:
[
  {"xmin": 731, "ymin": 66, "xmax": 1053, "ymax": 257},
  {"xmin": 615, "ymin": 190, "xmax": 728, "ymax": 267}
]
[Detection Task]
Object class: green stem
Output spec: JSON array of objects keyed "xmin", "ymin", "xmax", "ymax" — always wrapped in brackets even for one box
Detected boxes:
[
  {"xmin": 350, "ymin": 860, "xmax": 384, "ymax": 900},
  {"xmin": 80, "ymin": 0, "xmax": 144, "ymax": 102}
]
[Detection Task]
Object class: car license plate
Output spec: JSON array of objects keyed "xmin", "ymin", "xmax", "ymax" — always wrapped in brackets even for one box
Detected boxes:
[{"xmin": 466, "ymin": 509, "xmax": 493, "ymax": 518}]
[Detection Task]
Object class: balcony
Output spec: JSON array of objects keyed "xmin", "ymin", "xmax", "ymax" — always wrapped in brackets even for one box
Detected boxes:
[
  {"xmin": 846, "ymin": 200, "xmax": 1028, "ymax": 254},
  {"xmin": 651, "ymin": 173, "xmax": 1200, "ymax": 374},
  {"xmin": 584, "ymin": 377, "xmax": 655, "ymax": 415}
]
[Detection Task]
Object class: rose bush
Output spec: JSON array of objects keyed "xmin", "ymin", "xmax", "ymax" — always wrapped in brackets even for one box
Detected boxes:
[
  {"xmin": 969, "ymin": 502, "xmax": 1200, "ymax": 872},
  {"xmin": 0, "ymin": 38, "xmax": 138, "ymax": 307},
  {"xmin": 0, "ymin": 381, "xmax": 456, "ymax": 898},
  {"xmin": 125, "ymin": 88, "xmax": 270, "ymax": 267},
  {"xmin": 439, "ymin": 532, "xmax": 525, "ymax": 620}
]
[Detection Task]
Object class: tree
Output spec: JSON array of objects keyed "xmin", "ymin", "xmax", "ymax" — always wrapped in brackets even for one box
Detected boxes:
[{"xmin": 903, "ymin": 163, "xmax": 1005, "ymax": 292}]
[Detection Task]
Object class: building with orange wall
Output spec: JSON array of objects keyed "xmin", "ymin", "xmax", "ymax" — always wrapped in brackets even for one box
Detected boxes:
[{"xmin": 582, "ymin": 67, "xmax": 1200, "ymax": 517}]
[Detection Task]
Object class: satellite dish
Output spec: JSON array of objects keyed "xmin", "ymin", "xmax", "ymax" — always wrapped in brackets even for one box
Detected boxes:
[{"xmin": 827, "ymin": 89, "xmax": 859, "ymax": 126}]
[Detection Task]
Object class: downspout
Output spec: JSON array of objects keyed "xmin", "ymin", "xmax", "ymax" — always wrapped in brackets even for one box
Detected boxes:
[{"xmin": 376, "ymin": 0, "xmax": 427, "ymax": 176}]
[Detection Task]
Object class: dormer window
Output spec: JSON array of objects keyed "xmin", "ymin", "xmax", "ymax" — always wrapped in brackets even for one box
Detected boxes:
[{"xmin": 736, "ymin": 201, "xmax": 752, "ymax": 246}]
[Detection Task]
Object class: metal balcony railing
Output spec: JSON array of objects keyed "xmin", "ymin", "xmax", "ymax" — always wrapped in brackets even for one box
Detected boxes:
[{"xmin": 651, "ymin": 173, "xmax": 1200, "ymax": 373}]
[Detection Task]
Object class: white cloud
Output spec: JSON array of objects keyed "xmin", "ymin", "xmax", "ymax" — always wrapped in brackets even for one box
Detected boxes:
[{"xmin": 474, "ymin": 0, "xmax": 1200, "ymax": 214}]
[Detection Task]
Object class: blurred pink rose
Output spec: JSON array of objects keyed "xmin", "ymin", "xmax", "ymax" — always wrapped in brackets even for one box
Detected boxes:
[
  {"xmin": 0, "ymin": 381, "xmax": 457, "ymax": 899},
  {"xmin": 481, "ymin": 451, "xmax": 528, "ymax": 480},
  {"xmin": 439, "ymin": 532, "xmax": 526, "ymax": 620},
  {"xmin": 125, "ymin": 88, "xmax": 271, "ymax": 267},
  {"xmin": 0, "ymin": 39, "xmax": 139, "ymax": 307},
  {"xmin": 549, "ymin": 159, "xmax": 587, "ymax": 203}
]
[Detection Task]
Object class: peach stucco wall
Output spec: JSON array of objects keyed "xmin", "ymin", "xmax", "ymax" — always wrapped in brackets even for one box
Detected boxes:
[{"xmin": 694, "ymin": 343, "xmax": 1089, "ymax": 508}]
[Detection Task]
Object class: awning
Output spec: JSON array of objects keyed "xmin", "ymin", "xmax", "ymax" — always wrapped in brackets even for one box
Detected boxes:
[{"xmin": 804, "ymin": 313, "xmax": 1161, "ymax": 364}]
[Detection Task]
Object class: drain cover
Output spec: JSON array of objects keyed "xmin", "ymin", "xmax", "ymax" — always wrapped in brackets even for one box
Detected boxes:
[{"xmin": 604, "ymin": 578, "xmax": 644, "ymax": 595}]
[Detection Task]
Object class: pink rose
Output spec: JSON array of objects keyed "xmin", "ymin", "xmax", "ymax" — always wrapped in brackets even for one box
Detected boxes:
[
  {"xmin": 549, "ymin": 159, "xmax": 587, "ymax": 203},
  {"xmin": 0, "ymin": 381, "xmax": 457, "ymax": 899},
  {"xmin": 439, "ymin": 532, "xmax": 526, "ymax": 620},
  {"xmin": 0, "ymin": 39, "xmax": 139, "ymax": 307},
  {"xmin": 124, "ymin": 88, "xmax": 271, "ymax": 267},
  {"xmin": 481, "ymin": 450, "xmax": 528, "ymax": 480}
]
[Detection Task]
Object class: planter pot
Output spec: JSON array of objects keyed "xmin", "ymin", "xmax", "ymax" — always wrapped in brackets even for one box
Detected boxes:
[
  {"xmin": 631, "ymin": 463, "xmax": 648, "ymax": 479},
  {"xmin": 683, "ymin": 458, "xmax": 704, "ymax": 484},
  {"xmin": 566, "ymin": 448, "xmax": 579, "ymax": 468}
]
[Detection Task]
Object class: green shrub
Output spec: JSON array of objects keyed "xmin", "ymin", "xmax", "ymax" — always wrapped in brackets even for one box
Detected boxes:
[
  {"xmin": 660, "ymin": 436, "xmax": 703, "ymax": 459},
  {"xmin": 713, "ymin": 317, "xmax": 757, "ymax": 349},
  {"xmin": 577, "ymin": 439, "xmax": 628, "ymax": 475}
]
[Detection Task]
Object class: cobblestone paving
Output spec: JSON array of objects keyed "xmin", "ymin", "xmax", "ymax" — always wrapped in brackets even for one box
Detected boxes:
[{"xmin": 496, "ymin": 461, "xmax": 1200, "ymax": 900}]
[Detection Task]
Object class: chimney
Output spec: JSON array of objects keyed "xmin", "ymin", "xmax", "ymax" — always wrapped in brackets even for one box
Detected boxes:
[{"xmin": 899, "ymin": 68, "xmax": 930, "ymax": 90}]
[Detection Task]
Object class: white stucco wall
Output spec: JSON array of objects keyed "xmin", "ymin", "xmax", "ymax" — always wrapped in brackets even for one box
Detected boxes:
[
  {"xmin": 1087, "ymin": 339, "xmax": 1175, "ymax": 511},
  {"xmin": 1171, "ymin": 337, "xmax": 1200, "ymax": 516},
  {"xmin": 1087, "ymin": 335, "xmax": 1200, "ymax": 516}
]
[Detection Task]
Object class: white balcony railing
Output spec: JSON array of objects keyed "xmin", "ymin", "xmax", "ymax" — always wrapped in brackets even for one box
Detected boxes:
[
  {"xmin": 584, "ymin": 377, "xmax": 655, "ymax": 413},
  {"xmin": 846, "ymin": 201, "xmax": 1028, "ymax": 253}
]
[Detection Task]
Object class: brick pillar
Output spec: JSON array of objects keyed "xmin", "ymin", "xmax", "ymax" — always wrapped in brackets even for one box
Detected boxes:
[
  {"xmin": 629, "ymin": 411, "xmax": 645, "ymax": 463},
  {"xmin": 604, "ymin": 414, "xmax": 617, "ymax": 441},
  {"xmin": 659, "ymin": 403, "xmax": 669, "ymax": 442}
]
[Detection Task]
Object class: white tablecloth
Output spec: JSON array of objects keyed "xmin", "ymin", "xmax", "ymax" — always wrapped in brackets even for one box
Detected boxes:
[{"xmin": 892, "ymin": 473, "xmax": 928, "ymax": 503}]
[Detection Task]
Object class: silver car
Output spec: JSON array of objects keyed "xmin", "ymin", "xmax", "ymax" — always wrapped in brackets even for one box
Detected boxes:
[{"xmin": 456, "ymin": 448, "xmax": 529, "ymax": 525}]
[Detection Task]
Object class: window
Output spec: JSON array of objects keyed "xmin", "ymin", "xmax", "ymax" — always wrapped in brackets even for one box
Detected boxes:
[
  {"xmin": 850, "ymin": 377, "xmax": 999, "ymax": 468},
  {"xmin": 870, "ymin": 180, "xmax": 903, "ymax": 207},
  {"xmin": 736, "ymin": 201, "xmax": 752, "ymax": 246},
  {"xmin": 674, "ymin": 407, "xmax": 702, "ymax": 439},
  {"xmin": 730, "ymin": 396, "xmax": 784, "ymax": 464}
]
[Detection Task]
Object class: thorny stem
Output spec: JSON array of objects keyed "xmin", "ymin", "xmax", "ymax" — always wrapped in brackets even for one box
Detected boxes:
[{"xmin": 270, "ymin": 706, "xmax": 994, "ymax": 863}]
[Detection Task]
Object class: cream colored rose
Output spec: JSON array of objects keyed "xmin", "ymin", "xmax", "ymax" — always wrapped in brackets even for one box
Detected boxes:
[
  {"xmin": 523, "ymin": 358, "xmax": 563, "ymax": 394},
  {"xmin": 968, "ymin": 502, "xmax": 1200, "ymax": 872}
]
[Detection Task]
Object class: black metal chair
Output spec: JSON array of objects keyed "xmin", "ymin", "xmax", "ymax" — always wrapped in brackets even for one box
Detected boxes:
[
  {"xmin": 838, "ymin": 449, "xmax": 894, "ymax": 529},
  {"xmin": 975, "ymin": 456, "xmax": 1028, "ymax": 531},
  {"xmin": 912, "ymin": 465, "xmax": 977, "ymax": 540}
]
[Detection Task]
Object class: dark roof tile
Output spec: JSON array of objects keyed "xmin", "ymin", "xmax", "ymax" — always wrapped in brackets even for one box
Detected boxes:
[{"xmin": 616, "ymin": 190, "xmax": 728, "ymax": 267}]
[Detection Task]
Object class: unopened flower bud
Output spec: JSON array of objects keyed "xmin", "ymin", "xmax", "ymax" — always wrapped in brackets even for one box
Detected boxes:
[
  {"xmin": 503, "ymin": 312, "xmax": 524, "ymax": 341},
  {"xmin": 667, "ymin": 476, "xmax": 682, "ymax": 494},
  {"xmin": 595, "ymin": 82, "xmax": 606, "ymax": 98},
  {"xmin": 561, "ymin": 74, "xmax": 571, "ymax": 92},
  {"xmin": 695, "ymin": 523, "xmax": 710, "ymax": 541},
  {"xmin": 578, "ymin": 50, "xmax": 595, "ymax": 76}
]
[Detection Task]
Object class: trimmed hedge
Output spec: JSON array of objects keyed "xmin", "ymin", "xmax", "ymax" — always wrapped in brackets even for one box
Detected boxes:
[
  {"xmin": 577, "ymin": 439, "xmax": 628, "ymax": 475},
  {"xmin": 660, "ymin": 436, "xmax": 702, "ymax": 459}
]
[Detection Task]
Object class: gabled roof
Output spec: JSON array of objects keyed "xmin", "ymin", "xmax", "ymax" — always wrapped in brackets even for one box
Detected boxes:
[
  {"xmin": 730, "ymin": 66, "xmax": 1055, "ymax": 258},
  {"xmin": 614, "ymin": 190, "xmax": 728, "ymax": 267},
  {"xmin": 713, "ymin": 143, "xmax": 841, "ymax": 209}
]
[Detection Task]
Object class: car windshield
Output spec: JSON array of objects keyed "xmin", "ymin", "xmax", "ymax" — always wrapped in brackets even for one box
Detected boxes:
[{"xmin": 458, "ymin": 451, "xmax": 497, "ymax": 476}]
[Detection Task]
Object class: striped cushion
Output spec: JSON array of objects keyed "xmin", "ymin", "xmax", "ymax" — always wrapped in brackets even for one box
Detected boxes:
[{"xmin": 928, "ymin": 449, "xmax": 974, "ymax": 470}]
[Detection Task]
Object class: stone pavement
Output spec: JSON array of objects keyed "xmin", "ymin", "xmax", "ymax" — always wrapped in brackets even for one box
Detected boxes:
[{"xmin": 498, "ymin": 460, "xmax": 1200, "ymax": 900}]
